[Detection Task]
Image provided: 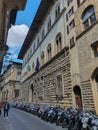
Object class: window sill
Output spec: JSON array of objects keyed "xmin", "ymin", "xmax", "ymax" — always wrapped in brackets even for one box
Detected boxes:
[{"xmin": 76, "ymin": 20, "xmax": 98, "ymax": 40}]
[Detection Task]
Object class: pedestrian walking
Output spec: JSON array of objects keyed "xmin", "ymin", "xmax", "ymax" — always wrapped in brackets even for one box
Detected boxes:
[
  {"xmin": 0, "ymin": 101, "xmax": 3, "ymax": 117},
  {"xmin": 3, "ymin": 101, "xmax": 10, "ymax": 119}
]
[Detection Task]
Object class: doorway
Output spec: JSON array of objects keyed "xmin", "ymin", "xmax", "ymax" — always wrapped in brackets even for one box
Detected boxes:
[
  {"xmin": 31, "ymin": 84, "xmax": 34, "ymax": 102},
  {"xmin": 73, "ymin": 86, "xmax": 82, "ymax": 108}
]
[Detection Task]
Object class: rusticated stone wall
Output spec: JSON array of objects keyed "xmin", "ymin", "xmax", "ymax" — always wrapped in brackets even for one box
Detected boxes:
[
  {"xmin": 20, "ymin": 47, "xmax": 72, "ymax": 108},
  {"xmin": 74, "ymin": 0, "xmax": 98, "ymax": 114}
]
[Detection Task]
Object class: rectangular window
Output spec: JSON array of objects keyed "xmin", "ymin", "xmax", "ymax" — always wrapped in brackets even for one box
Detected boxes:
[
  {"xmin": 68, "ymin": 7, "xmax": 74, "ymax": 17},
  {"xmin": 70, "ymin": 36, "xmax": 75, "ymax": 48},
  {"xmin": 56, "ymin": 75, "xmax": 63, "ymax": 96},
  {"xmin": 69, "ymin": 19, "xmax": 75, "ymax": 30},
  {"xmin": 66, "ymin": 13, "xmax": 68, "ymax": 21},
  {"xmin": 67, "ymin": 25, "xmax": 69, "ymax": 34}
]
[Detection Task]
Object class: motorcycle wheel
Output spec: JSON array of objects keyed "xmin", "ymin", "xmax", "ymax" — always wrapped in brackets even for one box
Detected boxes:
[
  {"xmin": 56, "ymin": 122, "xmax": 59, "ymax": 126},
  {"xmin": 62, "ymin": 123, "xmax": 67, "ymax": 128},
  {"xmin": 81, "ymin": 127, "xmax": 89, "ymax": 130}
]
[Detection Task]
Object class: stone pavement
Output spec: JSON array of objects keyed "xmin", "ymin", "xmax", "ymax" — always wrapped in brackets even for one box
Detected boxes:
[{"xmin": 0, "ymin": 118, "xmax": 13, "ymax": 130}]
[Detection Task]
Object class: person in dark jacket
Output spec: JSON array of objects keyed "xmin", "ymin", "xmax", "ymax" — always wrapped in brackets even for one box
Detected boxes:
[
  {"xmin": 0, "ymin": 101, "xmax": 3, "ymax": 117},
  {"xmin": 3, "ymin": 102, "xmax": 10, "ymax": 119}
]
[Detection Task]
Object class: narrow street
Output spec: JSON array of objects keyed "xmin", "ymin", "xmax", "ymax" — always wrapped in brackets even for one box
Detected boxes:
[{"xmin": 7, "ymin": 108, "xmax": 67, "ymax": 130}]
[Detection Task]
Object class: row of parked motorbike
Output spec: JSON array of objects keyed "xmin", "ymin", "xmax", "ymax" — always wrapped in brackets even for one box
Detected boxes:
[{"xmin": 11, "ymin": 102, "xmax": 98, "ymax": 130}]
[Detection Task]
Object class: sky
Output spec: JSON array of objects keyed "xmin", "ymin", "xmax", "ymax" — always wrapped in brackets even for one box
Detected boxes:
[{"xmin": 6, "ymin": 0, "xmax": 41, "ymax": 64}]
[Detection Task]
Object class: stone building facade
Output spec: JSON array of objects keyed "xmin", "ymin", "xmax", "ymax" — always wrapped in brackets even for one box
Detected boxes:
[
  {"xmin": 0, "ymin": 62, "xmax": 22, "ymax": 102},
  {"xmin": 18, "ymin": 0, "xmax": 98, "ymax": 114},
  {"xmin": 74, "ymin": 0, "xmax": 98, "ymax": 113}
]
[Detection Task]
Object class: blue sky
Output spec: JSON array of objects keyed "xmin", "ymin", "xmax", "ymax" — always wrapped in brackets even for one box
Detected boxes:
[
  {"xmin": 15, "ymin": 0, "xmax": 41, "ymax": 27},
  {"xmin": 2, "ymin": 0, "xmax": 41, "ymax": 73},
  {"xmin": 6, "ymin": 0, "xmax": 41, "ymax": 63}
]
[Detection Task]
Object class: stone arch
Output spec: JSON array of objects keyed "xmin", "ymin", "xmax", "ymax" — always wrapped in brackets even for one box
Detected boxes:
[
  {"xmin": 14, "ymin": 89, "xmax": 19, "ymax": 98},
  {"xmin": 81, "ymin": 5, "xmax": 94, "ymax": 18},
  {"xmin": 91, "ymin": 67, "xmax": 98, "ymax": 79},
  {"xmin": 81, "ymin": 5, "xmax": 96, "ymax": 29},
  {"xmin": 91, "ymin": 67, "xmax": 98, "ymax": 90},
  {"xmin": 73, "ymin": 85, "xmax": 82, "ymax": 108}
]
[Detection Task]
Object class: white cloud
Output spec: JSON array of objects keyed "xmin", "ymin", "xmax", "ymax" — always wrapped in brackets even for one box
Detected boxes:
[
  {"xmin": 13, "ymin": 54, "xmax": 17, "ymax": 59},
  {"xmin": 7, "ymin": 24, "xmax": 29, "ymax": 53}
]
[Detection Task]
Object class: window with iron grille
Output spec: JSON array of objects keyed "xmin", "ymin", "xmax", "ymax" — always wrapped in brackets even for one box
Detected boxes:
[{"xmin": 56, "ymin": 74, "xmax": 63, "ymax": 96}]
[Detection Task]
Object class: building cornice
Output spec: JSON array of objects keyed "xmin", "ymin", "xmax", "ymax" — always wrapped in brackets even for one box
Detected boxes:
[
  {"xmin": 18, "ymin": 0, "xmax": 56, "ymax": 59},
  {"xmin": 76, "ymin": 21, "xmax": 98, "ymax": 40},
  {"xmin": 22, "ymin": 7, "xmax": 66, "ymax": 68},
  {"xmin": 21, "ymin": 46, "xmax": 69, "ymax": 84},
  {"xmin": 2, "ymin": 80, "xmax": 20, "ymax": 86}
]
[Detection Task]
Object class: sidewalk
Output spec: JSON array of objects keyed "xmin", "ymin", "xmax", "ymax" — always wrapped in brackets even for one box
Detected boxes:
[{"xmin": 0, "ymin": 118, "xmax": 13, "ymax": 130}]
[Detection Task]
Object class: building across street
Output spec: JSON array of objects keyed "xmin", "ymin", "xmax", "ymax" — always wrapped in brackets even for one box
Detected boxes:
[{"xmin": 0, "ymin": 0, "xmax": 98, "ymax": 115}]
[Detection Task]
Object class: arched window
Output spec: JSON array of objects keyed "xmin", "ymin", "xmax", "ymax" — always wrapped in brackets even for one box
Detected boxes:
[
  {"xmin": 47, "ymin": 44, "xmax": 52, "ymax": 60},
  {"xmin": 55, "ymin": 4, "xmax": 60, "ymax": 19},
  {"xmin": 41, "ymin": 51, "xmax": 44, "ymax": 66},
  {"xmin": 55, "ymin": 33, "xmax": 62, "ymax": 53},
  {"xmin": 82, "ymin": 5, "xmax": 96, "ymax": 29}
]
